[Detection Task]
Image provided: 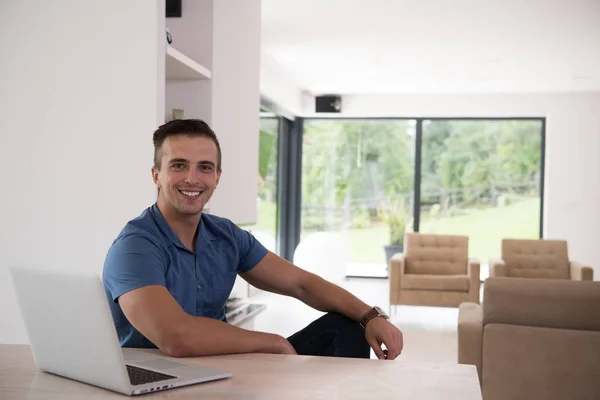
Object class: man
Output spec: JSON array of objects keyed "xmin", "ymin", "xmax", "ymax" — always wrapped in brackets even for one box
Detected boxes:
[{"xmin": 103, "ymin": 119, "xmax": 404, "ymax": 360}]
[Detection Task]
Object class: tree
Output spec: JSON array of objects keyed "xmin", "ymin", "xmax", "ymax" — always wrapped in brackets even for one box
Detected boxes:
[{"xmin": 301, "ymin": 120, "xmax": 414, "ymax": 230}]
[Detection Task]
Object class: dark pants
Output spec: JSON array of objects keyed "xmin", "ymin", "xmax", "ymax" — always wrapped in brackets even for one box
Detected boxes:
[{"xmin": 286, "ymin": 312, "xmax": 370, "ymax": 358}]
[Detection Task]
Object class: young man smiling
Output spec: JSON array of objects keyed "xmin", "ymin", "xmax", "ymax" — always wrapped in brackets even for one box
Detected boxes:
[{"xmin": 103, "ymin": 119, "xmax": 404, "ymax": 359}]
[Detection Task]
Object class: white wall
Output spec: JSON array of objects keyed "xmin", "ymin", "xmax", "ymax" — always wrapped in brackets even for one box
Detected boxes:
[
  {"xmin": 165, "ymin": 0, "xmax": 262, "ymax": 226},
  {"xmin": 0, "ymin": 1, "xmax": 163, "ymax": 343},
  {"xmin": 260, "ymin": 52, "xmax": 306, "ymax": 115},
  {"xmin": 209, "ymin": 0, "xmax": 261, "ymax": 226},
  {"xmin": 0, "ymin": 0, "xmax": 263, "ymax": 344},
  {"xmin": 165, "ymin": 0, "xmax": 213, "ymax": 124},
  {"xmin": 329, "ymin": 92, "xmax": 600, "ymax": 279}
]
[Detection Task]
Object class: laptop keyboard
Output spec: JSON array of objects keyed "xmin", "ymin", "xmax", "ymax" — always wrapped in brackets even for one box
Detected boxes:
[{"xmin": 126, "ymin": 364, "xmax": 177, "ymax": 386}]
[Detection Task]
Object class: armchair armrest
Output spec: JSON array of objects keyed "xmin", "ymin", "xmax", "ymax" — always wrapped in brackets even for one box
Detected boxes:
[
  {"xmin": 467, "ymin": 258, "xmax": 480, "ymax": 303},
  {"xmin": 570, "ymin": 260, "xmax": 594, "ymax": 281},
  {"xmin": 458, "ymin": 302, "xmax": 483, "ymax": 383},
  {"xmin": 489, "ymin": 258, "xmax": 507, "ymax": 277},
  {"xmin": 389, "ymin": 254, "xmax": 405, "ymax": 305}
]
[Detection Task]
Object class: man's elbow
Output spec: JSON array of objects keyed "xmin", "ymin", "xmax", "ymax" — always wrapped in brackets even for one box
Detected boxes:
[
  {"xmin": 160, "ymin": 341, "xmax": 186, "ymax": 358},
  {"xmin": 295, "ymin": 271, "xmax": 321, "ymax": 300},
  {"xmin": 157, "ymin": 325, "xmax": 191, "ymax": 358}
]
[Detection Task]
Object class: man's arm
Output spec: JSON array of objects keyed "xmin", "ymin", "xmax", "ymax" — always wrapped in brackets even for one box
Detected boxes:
[
  {"xmin": 240, "ymin": 252, "xmax": 404, "ymax": 359},
  {"xmin": 118, "ymin": 285, "xmax": 295, "ymax": 357},
  {"xmin": 241, "ymin": 252, "xmax": 371, "ymax": 320}
]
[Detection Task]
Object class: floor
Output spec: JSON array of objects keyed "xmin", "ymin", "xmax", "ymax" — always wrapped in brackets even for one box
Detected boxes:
[{"xmin": 250, "ymin": 277, "xmax": 478, "ymax": 364}]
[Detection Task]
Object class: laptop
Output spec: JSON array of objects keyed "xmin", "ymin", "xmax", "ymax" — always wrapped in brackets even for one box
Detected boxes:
[{"xmin": 9, "ymin": 265, "xmax": 232, "ymax": 396}]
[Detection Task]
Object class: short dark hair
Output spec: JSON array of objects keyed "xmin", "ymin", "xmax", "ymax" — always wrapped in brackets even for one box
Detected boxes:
[{"xmin": 152, "ymin": 119, "xmax": 222, "ymax": 171}]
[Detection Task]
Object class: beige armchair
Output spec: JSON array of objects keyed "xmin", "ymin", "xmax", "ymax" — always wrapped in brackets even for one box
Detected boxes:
[
  {"xmin": 458, "ymin": 277, "xmax": 600, "ymax": 400},
  {"xmin": 490, "ymin": 239, "xmax": 593, "ymax": 281},
  {"xmin": 389, "ymin": 233, "xmax": 480, "ymax": 309}
]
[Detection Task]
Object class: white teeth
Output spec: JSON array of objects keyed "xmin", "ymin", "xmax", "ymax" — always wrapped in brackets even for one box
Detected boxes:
[{"xmin": 180, "ymin": 190, "xmax": 200, "ymax": 197}]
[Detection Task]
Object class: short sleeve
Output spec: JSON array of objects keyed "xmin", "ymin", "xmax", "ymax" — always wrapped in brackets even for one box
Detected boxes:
[
  {"xmin": 102, "ymin": 233, "xmax": 167, "ymax": 303},
  {"xmin": 230, "ymin": 224, "xmax": 268, "ymax": 273}
]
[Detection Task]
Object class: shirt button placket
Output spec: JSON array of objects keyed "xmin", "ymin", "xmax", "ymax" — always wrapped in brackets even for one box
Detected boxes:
[{"xmin": 195, "ymin": 255, "xmax": 203, "ymax": 314}]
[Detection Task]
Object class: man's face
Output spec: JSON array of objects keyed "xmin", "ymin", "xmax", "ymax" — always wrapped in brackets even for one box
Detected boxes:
[{"xmin": 152, "ymin": 134, "xmax": 221, "ymax": 217}]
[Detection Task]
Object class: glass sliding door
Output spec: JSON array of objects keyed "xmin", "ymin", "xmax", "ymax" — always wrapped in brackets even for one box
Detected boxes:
[
  {"xmin": 299, "ymin": 119, "xmax": 415, "ymax": 278},
  {"xmin": 419, "ymin": 119, "xmax": 543, "ymax": 260},
  {"xmin": 253, "ymin": 116, "xmax": 280, "ymax": 254}
]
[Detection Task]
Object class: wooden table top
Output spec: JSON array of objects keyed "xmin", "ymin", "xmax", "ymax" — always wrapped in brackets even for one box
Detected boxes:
[{"xmin": 0, "ymin": 344, "xmax": 482, "ymax": 399}]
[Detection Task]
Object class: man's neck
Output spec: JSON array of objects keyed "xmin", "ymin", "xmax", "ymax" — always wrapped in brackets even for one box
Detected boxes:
[{"xmin": 156, "ymin": 200, "xmax": 201, "ymax": 252}]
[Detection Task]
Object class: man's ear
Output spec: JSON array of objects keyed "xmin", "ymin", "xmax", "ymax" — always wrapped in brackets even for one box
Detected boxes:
[
  {"xmin": 151, "ymin": 166, "xmax": 160, "ymax": 188},
  {"xmin": 215, "ymin": 169, "xmax": 222, "ymax": 186}
]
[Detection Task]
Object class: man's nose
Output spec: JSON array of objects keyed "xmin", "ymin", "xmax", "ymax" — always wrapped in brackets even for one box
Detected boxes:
[{"xmin": 184, "ymin": 168, "xmax": 201, "ymax": 184}]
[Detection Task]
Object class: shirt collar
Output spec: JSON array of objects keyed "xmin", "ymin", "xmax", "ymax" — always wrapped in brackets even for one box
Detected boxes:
[{"xmin": 150, "ymin": 204, "xmax": 215, "ymax": 254}]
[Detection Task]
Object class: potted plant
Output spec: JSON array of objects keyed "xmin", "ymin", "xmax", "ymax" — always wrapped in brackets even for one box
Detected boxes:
[{"xmin": 378, "ymin": 197, "xmax": 410, "ymax": 264}]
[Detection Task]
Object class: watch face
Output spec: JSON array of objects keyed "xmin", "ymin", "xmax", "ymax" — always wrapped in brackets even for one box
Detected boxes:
[{"xmin": 374, "ymin": 306, "xmax": 389, "ymax": 319}]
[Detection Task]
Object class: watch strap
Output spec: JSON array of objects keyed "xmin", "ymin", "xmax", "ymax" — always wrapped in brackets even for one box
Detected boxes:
[{"xmin": 360, "ymin": 306, "xmax": 387, "ymax": 329}]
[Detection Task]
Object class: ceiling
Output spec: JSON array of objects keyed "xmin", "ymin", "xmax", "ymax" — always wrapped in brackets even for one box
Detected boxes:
[{"xmin": 261, "ymin": 0, "xmax": 600, "ymax": 95}]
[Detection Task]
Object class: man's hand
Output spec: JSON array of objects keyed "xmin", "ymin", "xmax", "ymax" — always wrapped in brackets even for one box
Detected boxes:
[{"xmin": 365, "ymin": 317, "xmax": 404, "ymax": 360}]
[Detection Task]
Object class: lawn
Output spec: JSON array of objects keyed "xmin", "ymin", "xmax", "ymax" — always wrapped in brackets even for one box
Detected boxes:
[{"xmin": 257, "ymin": 198, "xmax": 541, "ymax": 265}]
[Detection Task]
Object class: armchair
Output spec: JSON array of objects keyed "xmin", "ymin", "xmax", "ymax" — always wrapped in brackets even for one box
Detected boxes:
[
  {"xmin": 458, "ymin": 277, "xmax": 600, "ymax": 400},
  {"xmin": 489, "ymin": 239, "xmax": 593, "ymax": 280},
  {"xmin": 389, "ymin": 233, "xmax": 480, "ymax": 310}
]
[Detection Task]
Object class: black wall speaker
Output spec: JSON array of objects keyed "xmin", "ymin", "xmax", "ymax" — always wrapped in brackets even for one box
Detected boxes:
[
  {"xmin": 315, "ymin": 95, "xmax": 342, "ymax": 113},
  {"xmin": 166, "ymin": 0, "xmax": 182, "ymax": 18}
]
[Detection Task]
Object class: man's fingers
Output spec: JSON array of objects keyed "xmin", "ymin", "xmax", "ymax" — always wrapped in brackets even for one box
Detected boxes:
[
  {"xmin": 385, "ymin": 342, "xmax": 400, "ymax": 360},
  {"xmin": 367, "ymin": 337, "xmax": 385, "ymax": 359},
  {"xmin": 384, "ymin": 332, "xmax": 403, "ymax": 360}
]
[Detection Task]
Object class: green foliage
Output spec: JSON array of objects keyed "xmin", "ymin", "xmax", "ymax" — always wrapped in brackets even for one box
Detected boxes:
[
  {"xmin": 258, "ymin": 118, "xmax": 279, "ymax": 203},
  {"xmin": 294, "ymin": 119, "xmax": 541, "ymax": 249},
  {"xmin": 421, "ymin": 120, "xmax": 542, "ymax": 208},
  {"xmin": 377, "ymin": 197, "xmax": 410, "ymax": 245},
  {"xmin": 258, "ymin": 130, "xmax": 275, "ymax": 180},
  {"xmin": 302, "ymin": 120, "xmax": 415, "ymax": 214},
  {"xmin": 350, "ymin": 209, "xmax": 372, "ymax": 229}
]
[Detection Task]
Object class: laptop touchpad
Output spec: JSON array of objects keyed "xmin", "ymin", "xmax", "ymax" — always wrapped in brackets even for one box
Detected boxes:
[{"xmin": 137, "ymin": 359, "xmax": 189, "ymax": 370}]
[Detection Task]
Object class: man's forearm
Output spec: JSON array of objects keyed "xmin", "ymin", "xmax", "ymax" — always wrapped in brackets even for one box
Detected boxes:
[
  {"xmin": 167, "ymin": 315, "xmax": 285, "ymax": 357},
  {"xmin": 295, "ymin": 273, "xmax": 371, "ymax": 322}
]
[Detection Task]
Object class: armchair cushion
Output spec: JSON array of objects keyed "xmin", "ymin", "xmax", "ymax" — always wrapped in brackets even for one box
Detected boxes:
[
  {"xmin": 482, "ymin": 323, "xmax": 600, "ymax": 400},
  {"xmin": 401, "ymin": 274, "xmax": 470, "ymax": 291},
  {"xmin": 482, "ymin": 277, "xmax": 600, "ymax": 331},
  {"xmin": 404, "ymin": 233, "xmax": 468, "ymax": 275},
  {"xmin": 502, "ymin": 239, "xmax": 569, "ymax": 279}
]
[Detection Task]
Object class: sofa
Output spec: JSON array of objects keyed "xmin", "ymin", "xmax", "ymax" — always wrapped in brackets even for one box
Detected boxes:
[
  {"xmin": 458, "ymin": 277, "xmax": 600, "ymax": 400},
  {"xmin": 490, "ymin": 238, "xmax": 593, "ymax": 280},
  {"xmin": 389, "ymin": 233, "xmax": 480, "ymax": 309}
]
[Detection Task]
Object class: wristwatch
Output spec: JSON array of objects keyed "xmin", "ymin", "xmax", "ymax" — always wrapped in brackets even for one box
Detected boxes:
[{"xmin": 360, "ymin": 306, "xmax": 389, "ymax": 329}]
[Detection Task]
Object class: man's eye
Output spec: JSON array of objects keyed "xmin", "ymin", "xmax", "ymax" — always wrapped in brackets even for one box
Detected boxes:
[
  {"xmin": 200, "ymin": 165, "xmax": 214, "ymax": 172},
  {"xmin": 172, "ymin": 163, "xmax": 185, "ymax": 169}
]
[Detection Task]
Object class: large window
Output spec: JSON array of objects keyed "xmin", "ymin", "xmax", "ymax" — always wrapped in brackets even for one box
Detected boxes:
[
  {"xmin": 419, "ymin": 119, "xmax": 543, "ymax": 259},
  {"xmin": 300, "ymin": 120, "xmax": 415, "ymax": 277},
  {"xmin": 290, "ymin": 117, "xmax": 543, "ymax": 279},
  {"xmin": 264, "ymin": 115, "xmax": 544, "ymax": 279},
  {"xmin": 253, "ymin": 116, "xmax": 280, "ymax": 254}
]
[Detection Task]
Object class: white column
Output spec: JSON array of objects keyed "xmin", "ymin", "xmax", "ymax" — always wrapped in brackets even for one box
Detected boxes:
[{"xmin": 0, "ymin": 0, "xmax": 164, "ymax": 344}]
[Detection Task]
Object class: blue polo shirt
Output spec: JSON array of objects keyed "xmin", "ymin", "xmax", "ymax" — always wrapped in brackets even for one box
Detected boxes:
[{"xmin": 102, "ymin": 204, "xmax": 268, "ymax": 348}]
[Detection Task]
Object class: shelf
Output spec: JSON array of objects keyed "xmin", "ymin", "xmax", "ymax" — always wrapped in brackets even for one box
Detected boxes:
[
  {"xmin": 166, "ymin": 45, "xmax": 211, "ymax": 81},
  {"xmin": 225, "ymin": 302, "xmax": 266, "ymax": 327}
]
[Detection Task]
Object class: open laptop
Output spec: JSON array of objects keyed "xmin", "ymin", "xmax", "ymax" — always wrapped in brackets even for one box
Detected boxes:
[{"xmin": 9, "ymin": 265, "xmax": 232, "ymax": 396}]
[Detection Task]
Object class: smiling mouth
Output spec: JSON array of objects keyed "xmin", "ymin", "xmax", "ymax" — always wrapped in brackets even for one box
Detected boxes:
[{"xmin": 179, "ymin": 189, "xmax": 203, "ymax": 198}]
